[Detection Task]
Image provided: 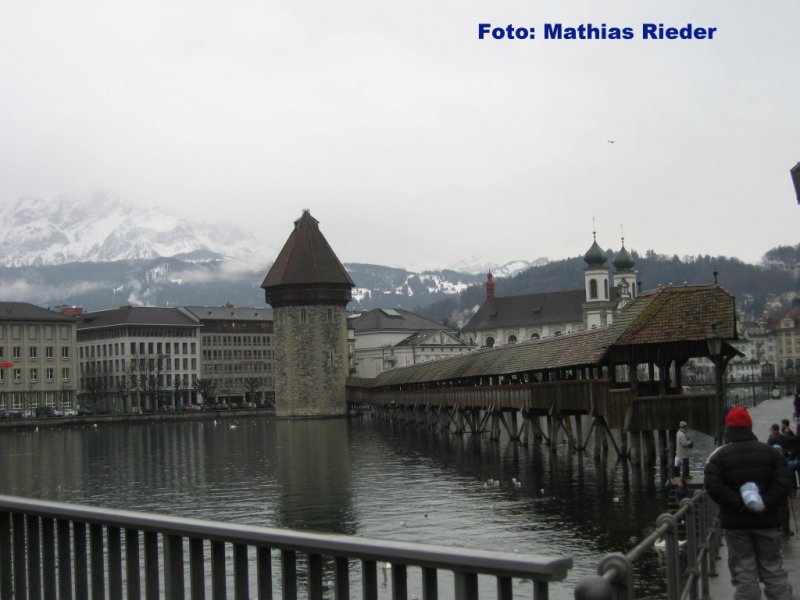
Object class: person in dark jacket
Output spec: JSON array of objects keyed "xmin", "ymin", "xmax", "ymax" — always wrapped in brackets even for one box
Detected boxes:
[{"xmin": 704, "ymin": 406, "xmax": 794, "ymax": 600}]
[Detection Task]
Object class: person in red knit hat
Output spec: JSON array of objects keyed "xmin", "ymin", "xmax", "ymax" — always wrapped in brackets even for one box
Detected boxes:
[{"xmin": 704, "ymin": 406, "xmax": 794, "ymax": 599}]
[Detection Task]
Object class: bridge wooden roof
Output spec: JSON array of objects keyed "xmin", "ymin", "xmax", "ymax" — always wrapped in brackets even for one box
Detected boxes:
[{"xmin": 360, "ymin": 285, "xmax": 736, "ymax": 388}]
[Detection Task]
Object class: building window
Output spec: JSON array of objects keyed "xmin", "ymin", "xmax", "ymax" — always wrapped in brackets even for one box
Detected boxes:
[
  {"xmin": 61, "ymin": 347, "xmax": 70, "ymax": 359},
  {"xmin": 46, "ymin": 368, "xmax": 54, "ymax": 382},
  {"xmin": 604, "ymin": 280, "xmax": 609, "ymax": 299},
  {"xmin": 14, "ymin": 369, "xmax": 22, "ymax": 383},
  {"xmin": 12, "ymin": 325, "xmax": 21, "ymax": 340},
  {"xmin": 530, "ymin": 333, "xmax": 540, "ymax": 340},
  {"xmin": 0, "ymin": 346, "xmax": 4, "ymax": 358},
  {"xmin": 28, "ymin": 325, "xmax": 38, "ymax": 340},
  {"xmin": 485, "ymin": 336, "xmax": 495, "ymax": 348},
  {"xmin": 46, "ymin": 346, "xmax": 54, "ymax": 359},
  {"xmin": 30, "ymin": 368, "xmax": 38, "ymax": 382},
  {"xmin": 508, "ymin": 335, "xmax": 517, "ymax": 344},
  {"xmin": 589, "ymin": 279, "xmax": 598, "ymax": 299},
  {"xmin": 60, "ymin": 325, "xmax": 70, "ymax": 340},
  {"xmin": 13, "ymin": 347, "xmax": 21, "ymax": 359},
  {"xmin": 0, "ymin": 369, "xmax": 4, "ymax": 382},
  {"xmin": 44, "ymin": 325, "xmax": 54, "ymax": 340},
  {"xmin": 62, "ymin": 368, "xmax": 70, "ymax": 382}
]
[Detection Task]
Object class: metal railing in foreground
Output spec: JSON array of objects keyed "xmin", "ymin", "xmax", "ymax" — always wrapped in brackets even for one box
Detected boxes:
[
  {"xmin": 574, "ymin": 491, "xmax": 722, "ymax": 600},
  {"xmin": 0, "ymin": 495, "xmax": 571, "ymax": 600}
]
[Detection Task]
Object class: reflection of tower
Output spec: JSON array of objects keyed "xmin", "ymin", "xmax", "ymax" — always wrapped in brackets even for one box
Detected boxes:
[
  {"xmin": 274, "ymin": 420, "xmax": 355, "ymax": 535},
  {"xmin": 261, "ymin": 211, "xmax": 354, "ymax": 417}
]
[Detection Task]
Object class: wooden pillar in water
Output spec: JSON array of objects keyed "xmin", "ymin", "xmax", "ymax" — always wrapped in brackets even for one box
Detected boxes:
[
  {"xmin": 645, "ymin": 431, "xmax": 657, "ymax": 466},
  {"xmin": 630, "ymin": 432, "xmax": 641, "ymax": 466},
  {"xmin": 658, "ymin": 429, "xmax": 668, "ymax": 467},
  {"xmin": 510, "ymin": 411, "xmax": 519, "ymax": 441}
]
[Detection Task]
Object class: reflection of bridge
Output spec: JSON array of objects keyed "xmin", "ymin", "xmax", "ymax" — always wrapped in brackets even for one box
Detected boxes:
[{"xmin": 348, "ymin": 285, "xmax": 741, "ymax": 464}]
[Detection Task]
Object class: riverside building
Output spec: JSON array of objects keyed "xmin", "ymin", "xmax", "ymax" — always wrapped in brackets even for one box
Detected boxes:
[
  {"xmin": 0, "ymin": 302, "xmax": 78, "ymax": 413},
  {"xmin": 76, "ymin": 306, "xmax": 201, "ymax": 413},
  {"xmin": 179, "ymin": 305, "xmax": 274, "ymax": 406}
]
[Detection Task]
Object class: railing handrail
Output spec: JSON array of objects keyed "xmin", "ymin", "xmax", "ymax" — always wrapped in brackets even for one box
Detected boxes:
[
  {"xmin": 0, "ymin": 494, "xmax": 571, "ymax": 582},
  {"xmin": 574, "ymin": 489, "xmax": 722, "ymax": 600}
]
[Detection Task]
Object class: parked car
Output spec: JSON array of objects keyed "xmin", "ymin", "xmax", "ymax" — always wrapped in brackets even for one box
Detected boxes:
[
  {"xmin": 77, "ymin": 408, "xmax": 94, "ymax": 416},
  {"xmin": 63, "ymin": 408, "xmax": 78, "ymax": 417},
  {"xmin": 35, "ymin": 406, "xmax": 60, "ymax": 417},
  {"xmin": 181, "ymin": 404, "xmax": 202, "ymax": 412}
]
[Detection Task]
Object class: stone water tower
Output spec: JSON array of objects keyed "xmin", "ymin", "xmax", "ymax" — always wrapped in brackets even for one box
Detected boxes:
[{"xmin": 261, "ymin": 210, "xmax": 354, "ymax": 417}]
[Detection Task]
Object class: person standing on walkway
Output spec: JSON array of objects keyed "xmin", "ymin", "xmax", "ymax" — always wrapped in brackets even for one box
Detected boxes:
[
  {"xmin": 704, "ymin": 406, "xmax": 794, "ymax": 600},
  {"xmin": 675, "ymin": 421, "xmax": 693, "ymax": 479}
]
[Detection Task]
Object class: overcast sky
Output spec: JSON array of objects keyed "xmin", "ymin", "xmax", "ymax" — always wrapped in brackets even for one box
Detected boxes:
[{"xmin": 1, "ymin": 0, "xmax": 798, "ymax": 271}]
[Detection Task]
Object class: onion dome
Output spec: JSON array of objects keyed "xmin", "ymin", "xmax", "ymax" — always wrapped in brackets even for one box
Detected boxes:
[
  {"xmin": 584, "ymin": 239, "xmax": 607, "ymax": 267},
  {"xmin": 613, "ymin": 244, "xmax": 635, "ymax": 271}
]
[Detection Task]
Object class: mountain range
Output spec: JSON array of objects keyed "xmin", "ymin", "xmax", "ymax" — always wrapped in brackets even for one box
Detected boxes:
[{"xmin": 0, "ymin": 195, "xmax": 535, "ymax": 312}]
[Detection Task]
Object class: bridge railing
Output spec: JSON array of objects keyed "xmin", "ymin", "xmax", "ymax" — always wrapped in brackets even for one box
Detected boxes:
[
  {"xmin": 0, "ymin": 495, "xmax": 572, "ymax": 600},
  {"xmin": 574, "ymin": 490, "xmax": 721, "ymax": 600}
]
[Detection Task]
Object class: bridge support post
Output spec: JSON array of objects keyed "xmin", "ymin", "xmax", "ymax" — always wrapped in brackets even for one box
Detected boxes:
[{"xmin": 630, "ymin": 433, "xmax": 641, "ymax": 467}]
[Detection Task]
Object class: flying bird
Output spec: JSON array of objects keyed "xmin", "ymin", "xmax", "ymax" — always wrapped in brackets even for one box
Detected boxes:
[{"xmin": 607, "ymin": 140, "xmax": 616, "ymax": 144}]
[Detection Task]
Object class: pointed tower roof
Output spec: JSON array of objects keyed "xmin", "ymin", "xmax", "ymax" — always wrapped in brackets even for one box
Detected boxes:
[
  {"xmin": 261, "ymin": 210, "xmax": 354, "ymax": 307},
  {"xmin": 613, "ymin": 244, "xmax": 635, "ymax": 271},
  {"xmin": 584, "ymin": 237, "xmax": 607, "ymax": 267}
]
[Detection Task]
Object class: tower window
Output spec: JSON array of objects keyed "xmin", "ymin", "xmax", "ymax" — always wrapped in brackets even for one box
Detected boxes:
[
  {"xmin": 589, "ymin": 279, "xmax": 598, "ymax": 299},
  {"xmin": 300, "ymin": 308, "xmax": 307, "ymax": 324}
]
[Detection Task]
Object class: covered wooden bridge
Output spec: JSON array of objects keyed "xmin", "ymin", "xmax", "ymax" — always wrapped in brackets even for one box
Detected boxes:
[{"xmin": 346, "ymin": 285, "xmax": 740, "ymax": 464}]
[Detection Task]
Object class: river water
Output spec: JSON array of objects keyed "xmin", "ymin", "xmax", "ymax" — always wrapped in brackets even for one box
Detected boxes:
[{"xmin": 0, "ymin": 415, "xmax": 710, "ymax": 598}]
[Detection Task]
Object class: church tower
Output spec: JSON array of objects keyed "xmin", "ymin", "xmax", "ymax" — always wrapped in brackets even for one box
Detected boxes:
[
  {"xmin": 583, "ymin": 232, "xmax": 612, "ymax": 329},
  {"xmin": 612, "ymin": 236, "xmax": 637, "ymax": 307},
  {"xmin": 261, "ymin": 210, "xmax": 354, "ymax": 417}
]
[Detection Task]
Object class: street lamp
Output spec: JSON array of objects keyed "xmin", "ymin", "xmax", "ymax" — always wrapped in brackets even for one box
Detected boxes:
[{"xmin": 707, "ymin": 321, "xmax": 725, "ymax": 443}]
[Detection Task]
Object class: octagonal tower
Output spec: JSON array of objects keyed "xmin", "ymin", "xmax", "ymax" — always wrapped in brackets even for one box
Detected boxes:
[{"xmin": 261, "ymin": 210, "xmax": 354, "ymax": 417}]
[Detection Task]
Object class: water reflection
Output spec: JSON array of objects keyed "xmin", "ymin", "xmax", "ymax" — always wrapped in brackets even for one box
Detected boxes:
[{"xmin": 0, "ymin": 416, "xmax": 691, "ymax": 598}]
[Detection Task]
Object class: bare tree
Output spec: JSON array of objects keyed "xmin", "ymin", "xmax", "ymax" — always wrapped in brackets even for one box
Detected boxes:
[
  {"xmin": 173, "ymin": 375, "xmax": 190, "ymax": 407},
  {"xmin": 127, "ymin": 355, "xmax": 168, "ymax": 412},
  {"xmin": 82, "ymin": 362, "xmax": 109, "ymax": 413},
  {"xmin": 243, "ymin": 376, "xmax": 263, "ymax": 406},
  {"xmin": 194, "ymin": 378, "xmax": 217, "ymax": 407}
]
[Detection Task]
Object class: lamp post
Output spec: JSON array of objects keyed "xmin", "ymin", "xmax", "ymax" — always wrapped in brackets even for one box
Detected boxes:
[{"xmin": 707, "ymin": 321, "xmax": 724, "ymax": 444}]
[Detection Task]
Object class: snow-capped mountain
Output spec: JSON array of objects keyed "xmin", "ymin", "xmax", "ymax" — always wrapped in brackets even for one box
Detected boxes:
[
  {"xmin": 446, "ymin": 256, "xmax": 549, "ymax": 277},
  {"xmin": 0, "ymin": 194, "xmax": 270, "ymax": 267}
]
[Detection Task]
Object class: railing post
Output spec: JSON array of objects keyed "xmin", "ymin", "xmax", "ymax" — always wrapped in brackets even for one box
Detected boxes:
[
  {"xmin": 13, "ymin": 513, "xmax": 28, "ymax": 600},
  {"xmin": 57, "ymin": 519, "xmax": 73, "ymax": 600},
  {"xmin": 390, "ymin": 563, "xmax": 407, "ymax": 600},
  {"xmin": 682, "ymin": 498, "xmax": 699, "ymax": 600},
  {"xmin": 598, "ymin": 553, "xmax": 632, "ymax": 600},
  {"xmin": 361, "ymin": 560, "xmax": 377, "ymax": 600},
  {"xmin": 42, "ymin": 517, "xmax": 57, "ymax": 600},
  {"xmin": 165, "ymin": 534, "xmax": 185, "ymax": 600},
  {"xmin": 144, "ymin": 531, "xmax": 160, "ymax": 600},
  {"xmin": 190, "ymin": 538, "xmax": 207, "ymax": 600},
  {"xmin": 0, "ymin": 511, "xmax": 11, "ymax": 600},
  {"xmin": 26, "ymin": 515, "xmax": 41, "ymax": 600},
  {"xmin": 656, "ymin": 513, "xmax": 680, "ymax": 600},
  {"xmin": 90, "ymin": 523, "xmax": 105, "ymax": 600},
  {"xmin": 73, "ymin": 521, "xmax": 88, "ymax": 600},
  {"xmin": 107, "ymin": 527, "xmax": 123, "ymax": 600},
  {"xmin": 453, "ymin": 571, "xmax": 477, "ymax": 600}
]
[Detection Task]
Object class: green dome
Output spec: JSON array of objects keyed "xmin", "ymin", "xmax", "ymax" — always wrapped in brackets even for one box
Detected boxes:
[
  {"xmin": 584, "ymin": 240, "xmax": 607, "ymax": 267},
  {"xmin": 613, "ymin": 245, "xmax": 635, "ymax": 271}
]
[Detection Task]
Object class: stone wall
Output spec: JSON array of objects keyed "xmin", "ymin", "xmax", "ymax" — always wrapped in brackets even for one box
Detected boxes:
[{"xmin": 273, "ymin": 304, "xmax": 348, "ymax": 417}]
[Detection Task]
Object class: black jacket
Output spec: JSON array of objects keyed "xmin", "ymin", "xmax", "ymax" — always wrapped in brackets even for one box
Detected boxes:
[{"xmin": 703, "ymin": 426, "xmax": 793, "ymax": 529}]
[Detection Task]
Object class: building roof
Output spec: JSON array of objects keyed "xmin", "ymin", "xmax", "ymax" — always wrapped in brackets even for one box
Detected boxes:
[
  {"xmin": 261, "ymin": 210, "xmax": 354, "ymax": 289},
  {"xmin": 613, "ymin": 244, "xmax": 635, "ymax": 271},
  {"xmin": 460, "ymin": 289, "xmax": 585, "ymax": 332},
  {"xmin": 584, "ymin": 239, "xmax": 607, "ymax": 267},
  {"xmin": 0, "ymin": 302, "xmax": 76, "ymax": 323},
  {"xmin": 395, "ymin": 330, "xmax": 469, "ymax": 347},
  {"xmin": 349, "ymin": 308, "xmax": 452, "ymax": 332},
  {"xmin": 363, "ymin": 284, "xmax": 737, "ymax": 387},
  {"xmin": 77, "ymin": 306, "xmax": 200, "ymax": 330},
  {"xmin": 181, "ymin": 305, "xmax": 273, "ymax": 322}
]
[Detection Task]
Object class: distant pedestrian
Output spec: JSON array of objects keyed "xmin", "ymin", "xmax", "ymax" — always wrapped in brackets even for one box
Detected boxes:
[
  {"xmin": 771, "ymin": 445, "xmax": 794, "ymax": 537},
  {"xmin": 780, "ymin": 419, "xmax": 795, "ymax": 437},
  {"xmin": 704, "ymin": 406, "xmax": 794, "ymax": 600},
  {"xmin": 767, "ymin": 424, "xmax": 783, "ymax": 446},
  {"xmin": 674, "ymin": 478, "xmax": 691, "ymax": 504},
  {"xmin": 675, "ymin": 421, "xmax": 693, "ymax": 479},
  {"xmin": 794, "ymin": 392, "xmax": 800, "ymax": 419}
]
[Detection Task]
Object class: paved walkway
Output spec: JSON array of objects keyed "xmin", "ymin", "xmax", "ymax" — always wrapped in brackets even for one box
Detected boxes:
[{"xmin": 706, "ymin": 395, "xmax": 799, "ymax": 599}]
